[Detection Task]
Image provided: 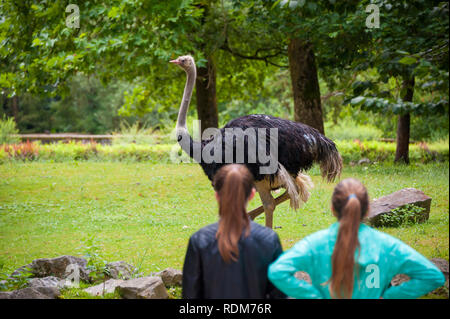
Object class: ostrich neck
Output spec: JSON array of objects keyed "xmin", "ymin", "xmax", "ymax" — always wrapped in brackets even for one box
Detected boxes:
[
  {"xmin": 176, "ymin": 66, "xmax": 196, "ymax": 132},
  {"xmin": 176, "ymin": 66, "xmax": 201, "ymax": 158}
]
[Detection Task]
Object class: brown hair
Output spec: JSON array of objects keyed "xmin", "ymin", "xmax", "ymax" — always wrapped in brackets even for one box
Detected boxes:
[
  {"xmin": 328, "ymin": 178, "xmax": 369, "ymax": 299},
  {"xmin": 212, "ymin": 164, "xmax": 254, "ymax": 263}
]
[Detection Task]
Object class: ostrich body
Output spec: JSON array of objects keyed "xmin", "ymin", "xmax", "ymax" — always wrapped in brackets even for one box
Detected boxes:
[{"xmin": 170, "ymin": 55, "xmax": 342, "ymax": 228}]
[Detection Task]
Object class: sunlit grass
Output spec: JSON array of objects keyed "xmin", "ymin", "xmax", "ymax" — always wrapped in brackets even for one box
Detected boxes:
[{"xmin": 0, "ymin": 161, "xmax": 448, "ymax": 298}]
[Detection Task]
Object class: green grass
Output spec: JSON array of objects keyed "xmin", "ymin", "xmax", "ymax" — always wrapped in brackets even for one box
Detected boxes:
[{"xmin": 0, "ymin": 161, "xmax": 448, "ymax": 298}]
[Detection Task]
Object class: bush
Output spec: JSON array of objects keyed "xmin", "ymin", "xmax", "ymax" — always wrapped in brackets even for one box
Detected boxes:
[
  {"xmin": 0, "ymin": 139, "xmax": 448, "ymax": 164},
  {"xmin": 0, "ymin": 115, "xmax": 20, "ymax": 144}
]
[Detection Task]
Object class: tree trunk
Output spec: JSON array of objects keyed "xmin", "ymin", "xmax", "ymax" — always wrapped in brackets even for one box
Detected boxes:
[
  {"xmin": 288, "ymin": 38, "xmax": 324, "ymax": 134},
  {"xmin": 195, "ymin": 56, "xmax": 219, "ymax": 134},
  {"xmin": 394, "ymin": 77, "xmax": 415, "ymax": 164},
  {"xmin": 11, "ymin": 96, "xmax": 19, "ymax": 124}
]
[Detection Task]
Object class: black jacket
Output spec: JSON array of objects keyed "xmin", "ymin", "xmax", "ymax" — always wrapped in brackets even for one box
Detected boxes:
[{"xmin": 182, "ymin": 221, "xmax": 286, "ymax": 299}]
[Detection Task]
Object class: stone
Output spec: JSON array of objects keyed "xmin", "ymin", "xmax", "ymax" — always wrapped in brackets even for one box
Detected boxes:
[
  {"xmin": 0, "ymin": 291, "xmax": 12, "ymax": 299},
  {"xmin": 32, "ymin": 286, "xmax": 61, "ymax": 299},
  {"xmin": 153, "ymin": 268, "xmax": 182, "ymax": 287},
  {"xmin": 30, "ymin": 255, "xmax": 90, "ymax": 282},
  {"xmin": 294, "ymin": 271, "xmax": 312, "ymax": 284},
  {"xmin": 105, "ymin": 261, "xmax": 136, "ymax": 280},
  {"xmin": 390, "ymin": 274, "xmax": 410, "ymax": 287},
  {"xmin": 27, "ymin": 276, "xmax": 60, "ymax": 289},
  {"xmin": 358, "ymin": 158, "xmax": 371, "ymax": 165},
  {"xmin": 390, "ymin": 259, "xmax": 449, "ymax": 297},
  {"xmin": 0, "ymin": 287, "xmax": 59, "ymax": 299},
  {"xmin": 365, "ymin": 188, "xmax": 431, "ymax": 227},
  {"xmin": 84, "ymin": 279, "xmax": 126, "ymax": 296},
  {"xmin": 115, "ymin": 276, "xmax": 169, "ymax": 299},
  {"xmin": 430, "ymin": 258, "xmax": 449, "ymax": 280}
]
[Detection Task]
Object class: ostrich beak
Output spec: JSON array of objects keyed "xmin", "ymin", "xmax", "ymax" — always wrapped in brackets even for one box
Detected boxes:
[{"xmin": 169, "ymin": 58, "xmax": 180, "ymax": 65}]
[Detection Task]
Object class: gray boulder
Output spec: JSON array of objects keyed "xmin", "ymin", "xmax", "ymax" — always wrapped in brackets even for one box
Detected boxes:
[
  {"xmin": 105, "ymin": 261, "xmax": 136, "ymax": 280},
  {"xmin": 358, "ymin": 158, "xmax": 371, "ymax": 165},
  {"xmin": 153, "ymin": 268, "xmax": 182, "ymax": 287},
  {"xmin": 27, "ymin": 276, "xmax": 60, "ymax": 288},
  {"xmin": 390, "ymin": 274, "xmax": 410, "ymax": 287},
  {"xmin": 294, "ymin": 271, "xmax": 312, "ymax": 284},
  {"xmin": 84, "ymin": 279, "xmax": 126, "ymax": 296},
  {"xmin": 30, "ymin": 255, "xmax": 89, "ymax": 282},
  {"xmin": 365, "ymin": 188, "xmax": 431, "ymax": 227},
  {"xmin": 390, "ymin": 258, "xmax": 449, "ymax": 297},
  {"xmin": 0, "ymin": 287, "xmax": 60, "ymax": 299},
  {"xmin": 430, "ymin": 258, "xmax": 449, "ymax": 281},
  {"xmin": 115, "ymin": 276, "xmax": 169, "ymax": 299}
]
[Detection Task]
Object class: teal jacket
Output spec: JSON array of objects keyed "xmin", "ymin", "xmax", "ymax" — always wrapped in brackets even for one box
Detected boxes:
[{"xmin": 268, "ymin": 222, "xmax": 445, "ymax": 299}]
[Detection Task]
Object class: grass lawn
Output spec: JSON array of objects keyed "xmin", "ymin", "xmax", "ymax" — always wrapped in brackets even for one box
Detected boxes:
[{"xmin": 0, "ymin": 161, "xmax": 448, "ymax": 297}]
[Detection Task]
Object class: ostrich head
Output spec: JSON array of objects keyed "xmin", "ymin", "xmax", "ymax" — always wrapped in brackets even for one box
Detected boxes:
[{"xmin": 169, "ymin": 55, "xmax": 195, "ymax": 72}]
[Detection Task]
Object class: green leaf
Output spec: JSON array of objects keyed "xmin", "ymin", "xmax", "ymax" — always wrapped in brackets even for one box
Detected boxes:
[
  {"xmin": 398, "ymin": 56, "xmax": 417, "ymax": 65},
  {"xmin": 350, "ymin": 96, "xmax": 365, "ymax": 105},
  {"xmin": 31, "ymin": 38, "xmax": 43, "ymax": 47}
]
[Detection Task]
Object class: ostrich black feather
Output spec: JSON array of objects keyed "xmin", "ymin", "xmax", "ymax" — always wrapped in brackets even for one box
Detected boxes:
[{"xmin": 184, "ymin": 114, "xmax": 341, "ymax": 184}]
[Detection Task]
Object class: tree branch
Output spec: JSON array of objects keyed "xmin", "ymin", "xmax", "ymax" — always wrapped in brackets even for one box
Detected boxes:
[{"xmin": 220, "ymin": 39, "xmax": 288, "ymax": 68}]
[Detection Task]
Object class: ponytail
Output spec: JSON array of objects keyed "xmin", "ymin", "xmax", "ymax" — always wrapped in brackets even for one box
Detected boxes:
[
  {"xmin": 328, "ymin": 178, "xmax": 369, "ymax": 299},
  {"xmin": 213, "ymin": 165, "xmax": 254, "ymax": 263}
]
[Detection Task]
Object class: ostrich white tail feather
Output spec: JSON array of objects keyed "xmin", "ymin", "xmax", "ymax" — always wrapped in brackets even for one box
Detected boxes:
[
  {"xmin": 277, "ymin": 163, "xmax": 300, "ymax": 210},
  {"xmin": 295, "ymin": 173, "xmax": 314, "ymax": 204}
]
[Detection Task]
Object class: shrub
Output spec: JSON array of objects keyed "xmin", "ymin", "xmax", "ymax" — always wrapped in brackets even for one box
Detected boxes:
[
  {"xmin": 0, "ymin": 115, "xmax": 20, "ymax": 144},
  {"xmin": 0, "ymin": 139, "xmax": 447, "ymax": 164}
]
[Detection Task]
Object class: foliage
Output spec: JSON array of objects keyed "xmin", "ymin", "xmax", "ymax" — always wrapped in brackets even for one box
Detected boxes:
[
  {"xmin": 0, "ymin": 263, "xmax": 33, "ymax": 291},
  {"xmin": 0, "ymin": 138, "xmax": 448, "ymax": 165},
  {"xmin": 0, "ymin": 115, "xmax": 20, "ymax": 144},
  {"xmin": 349, "ymin": 96, "xmax": 448, "ymax": 116},
  {"xmin": 1, "ymin": 140, "xmax": 38, "ymax": 160},
  {"xmin": 343, "ymin": 1, "xmax": 449, "ymax": 115},
  {"xmin": 377, "ymin": 204, "xmax": 426, "ymax": 227},
  {"xmin": 78, "ymin": 236, "xmax": 110, "ymax": 283}
]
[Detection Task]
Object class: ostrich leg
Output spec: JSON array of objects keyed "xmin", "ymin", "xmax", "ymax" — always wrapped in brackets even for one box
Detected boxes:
[
  {"xmin": 248, "ymin": 191, "xmax": 290, "ymax": 220},
  {"xmin": 250, "ymin": 182, "xmax": 290, "ymax": 228}
]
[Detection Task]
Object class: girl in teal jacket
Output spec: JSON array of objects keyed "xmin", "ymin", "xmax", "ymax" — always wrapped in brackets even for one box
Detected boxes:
[{"xmin": 268, "ymin": 178, "xmax": 445, "ymax": 299}]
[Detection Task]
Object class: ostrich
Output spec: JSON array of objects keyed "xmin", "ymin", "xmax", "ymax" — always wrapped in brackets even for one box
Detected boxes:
[{"xmin": 170, "ymin": 55, "xmax": 342, "ymax": 228}]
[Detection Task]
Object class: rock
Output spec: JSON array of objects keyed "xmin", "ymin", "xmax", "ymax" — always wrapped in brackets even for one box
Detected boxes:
[
  {"xmin": 365, "ymin": 188, "xmax": 431, "ymax": 227},
  {"xmin": 430, "ymin": 258, "xmax": 449, "ymax": 280},
  {"xmin": 390, "ymin": 259, "xmax": 449, "ymax": 297},
  {"xmin": 390, "ymin": 274, "xmax": 410, "ymax": 286},
  {"xmin": 116, "ymin": 276, "xmax": 169, "ymax": 299},
  {"xmin": 84, "ymin": 279, "xmax": 126, "ymax": 296},
  {"xmin": 27, "ymin": 276, "xmax": 60, "ymax": 289},
  {"xmin": 30, "ymin": 255, "xmax": 90, "ymax": 282},
  {"xmin": 105, "ymin": 261, "xmax": 136, "ymax": 280},
  {"xmin": 32, "ymin": 286, "xmax": 61, "ymax": 299},
  {"xmin": 358, "ymin": 158, "xmax": 371, "ymax": 165},
  {"xmin": 153, "ymin": 268, "xmax": 182, "ymax": 287},
  {"xmin": 0, "ymin": 291, "xmax": 12, "ymax": 299},
  {"xmin": 0, "ymin": 287, "xmax": 59, "ymax": 299},
  {"xmin": 294, "ymin": 271, "xmax": 312, "ymax": 284}
]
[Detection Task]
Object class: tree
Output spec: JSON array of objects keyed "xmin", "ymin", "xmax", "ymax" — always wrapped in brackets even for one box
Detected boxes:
[
  {"xmin": 347, "ymin": 1, "xmax": 449, "ymax": 163},
  {"xmin": 226, "ymin": 0, "xmax": 372, "ymax": 134},
  {"xmin": 0, "ymin": 0, "xmax": 205, "ymax": 128}
]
